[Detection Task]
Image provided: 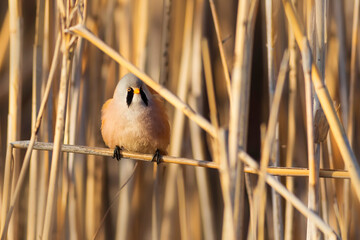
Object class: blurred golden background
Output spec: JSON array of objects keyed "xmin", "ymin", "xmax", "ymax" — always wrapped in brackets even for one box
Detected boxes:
[{"xmin": 0, "ymin": 0, "xmax": 360, "ymax": 239}]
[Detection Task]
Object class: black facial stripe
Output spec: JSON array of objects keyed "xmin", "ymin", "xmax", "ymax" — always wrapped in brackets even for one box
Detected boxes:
[
  {"xmin": 126, "ymin": 88, "xmax": 134, "ymax": 107},
  {"xmin": 140, "ymin": 88, "xmax": 148, "ymax": 106}
]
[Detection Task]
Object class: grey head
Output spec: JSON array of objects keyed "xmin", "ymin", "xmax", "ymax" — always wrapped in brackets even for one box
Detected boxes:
[{"xmin": 113, "ymin": 73, "xmax": 152, "ymax": 108}]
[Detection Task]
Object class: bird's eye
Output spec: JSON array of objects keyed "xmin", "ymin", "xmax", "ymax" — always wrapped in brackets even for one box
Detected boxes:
[{"xmin": 127, "ymin": 87, "xmax": 132, "ymax": 92}]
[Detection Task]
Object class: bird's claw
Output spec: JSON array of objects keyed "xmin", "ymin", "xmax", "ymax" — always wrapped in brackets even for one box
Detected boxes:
[
  {"xmin": 151, "ymin": 149, "xmax": 161, "ymax": 165},
  {"xmin": 113, "ymin": 146, "xmax": 122, "ymax": 161}
]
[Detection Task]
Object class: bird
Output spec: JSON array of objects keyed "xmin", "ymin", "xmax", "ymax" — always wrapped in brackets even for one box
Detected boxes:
[{"xmin": 101, "ymin": 73, "xmax": 170, "ymax": 163}]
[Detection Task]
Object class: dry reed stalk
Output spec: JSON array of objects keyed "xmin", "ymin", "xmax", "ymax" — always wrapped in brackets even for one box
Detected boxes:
[
  {"xmin": 319, "ymin": 144, "xmax": 329, "ymax": 224},
  {"xmin": 27, "ymin": 0, "xmax": 46, "ymax": 238},
  {"xmin": 41, "ymin": 17, "xmax": 72, "ymax": 237},
  {"xmin": 0, "ymin": 145, "xmax": 13, "ymax": 239},
  {"xmin": 347, "ymin": 0, "xmax": 359, "ymax": 148},
  {"xmin": 282, "ymin": 0, "xmax": 360, "ymax": 202},
  {"xmin": 254, "ymin": 50, "xmax": 289, "ymax": 240},
  {"xmin": 265, "ymin": 1, "xmax": 283, "ymax": 239},
  {"xmin": 300, "ymin": 29, "xmax": 319, "ymax": 240},
  {"xmin": 216, "ymin": 129, "xmax": 235, "ymax": 240},
  {"xmin": 238, "ymin": 150, "xmax": 338, "ymax": 240},
  {"xmin": 152, "ymin": 0, "xmax": 169, "ymax": 236},
  {"xmin": 36, "ymin": 0, "xmax": 51, "ymax": 236},
  {"xmin": 208, "ymin": 0, "xmax": 232, "ymax": 102},
  {"xmin": 0, "ymin": 34, "xmax": 61, "ymax": 240},
  {"xmin": 228, "ymin": 0, "xmax": 249, "ymax": 177},
  {"xmin": 186, "ymin": 1, "xmax": 215, "ymax": 238},
  {"xmin": 132, "ymin": 0, "xmax": 148, "ymax": 68},
  {"xmin": 333, "ymin": 0, "xmax": 348, "ymax": 127},
  {"xmin": 344, "ymin": 0, "xmax": 360, "ymax": 237},
  {"xmin": 115, "ymin": 0, "xmax": 130, "ymax": 78},
  {"xmin": 2, "ymin": 0, "xmax": 23, "ymax": 238},
  {"xmin": 189, "ymin": 37, "xmax": 218, "ymax": 240},
  {"xmin": 0, "ymin": 10, "xmax": 9, "ymax": 69},
  {"xmin": 284, "ymin": 1, "xmax": 297, "ymax": 237},
  {"xmin": 176, "ymin": 168, "xmax": 188, "ymax": 240},
  {"xmin": 67, "ymin": 21, "xmax": 85, "ymax": 238},
  {"xmin": 187, "ymin": 31, "xmax": 217, "ymax": 240},
  {"xmin": 159, "ymin": 0, "xmax": 171, "ymax": 85},
  {"xmin": 233, "ymin": 1, "xmax": 259, "ymax": 238},
  {"xmin": 68, "ymin": 24, "xmax": 217, "ymax": 138},
  {"xmin": 161, "ymin": 1, "xmax": 194, "ymax": 238},
  {"xmin": 202, "ymin": 38, "xmax": 219, "ymax": 130},
  {"xmin": 326, "ymin": 136, "xmax": 346, "ymax": 238}
]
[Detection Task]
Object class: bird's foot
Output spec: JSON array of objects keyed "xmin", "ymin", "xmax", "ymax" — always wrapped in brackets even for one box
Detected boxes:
[
  {"xmin": 113, "ymin": 145, "xmax": 122, "ymax": 161},
  {"xmin": 151, "ymin": 149, "xmax": 161, "ymax": 165}
]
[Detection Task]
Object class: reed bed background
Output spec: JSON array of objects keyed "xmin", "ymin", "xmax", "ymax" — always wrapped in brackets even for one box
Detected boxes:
[{"xmin": 0, "ymin": 0, "xmax": 360, "ymax": 239}]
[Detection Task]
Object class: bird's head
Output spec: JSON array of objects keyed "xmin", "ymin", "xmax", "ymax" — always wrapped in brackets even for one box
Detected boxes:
[{"xmin": 113, "ymin": 73, "xmax": 152, "ymax": 108}]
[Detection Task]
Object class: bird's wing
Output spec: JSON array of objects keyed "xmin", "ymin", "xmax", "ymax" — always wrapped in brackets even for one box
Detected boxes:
[{"xmin": 101, "ymin": 98, "xmax": 113, "ymax": 130}]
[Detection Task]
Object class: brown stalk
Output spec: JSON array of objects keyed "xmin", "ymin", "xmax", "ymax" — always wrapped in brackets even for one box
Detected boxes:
[
  {"xmin": 1, "ymin": 0, "xmax": 22, "ymax": 238},
  {"xmin": 0, "ymin": 10, "xmax": 9, "ymax": 69},
  {"xmin": 41, "ymin": 29, "xmax": 72, "ymax": 239},
  {"xmin": 253, "ymin": 50, "xmax": 289, "ymax": 240},
  {"xmin": 208, "ymin": 0, "xmax": 232, "ymax": 102},
  {"xmin": 284, "ymin": 0, "xmax": 297, "ymax": 237}
]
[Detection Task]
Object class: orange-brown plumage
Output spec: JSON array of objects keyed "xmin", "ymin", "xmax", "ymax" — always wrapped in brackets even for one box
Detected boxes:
[{"xmin": 101, "ymin": 73, "xmax": 170, "ymax": 155}]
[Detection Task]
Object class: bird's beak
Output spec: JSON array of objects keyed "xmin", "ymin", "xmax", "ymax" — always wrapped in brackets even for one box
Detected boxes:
[{"xmin": 134, "ymin": 88, "xmax": 140, "ymax": 94}]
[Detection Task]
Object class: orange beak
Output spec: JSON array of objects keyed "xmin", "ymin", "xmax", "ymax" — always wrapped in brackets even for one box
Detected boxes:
[{"xmin": 134, "ymin": 88, "xmax": 140, "ymax": 94}]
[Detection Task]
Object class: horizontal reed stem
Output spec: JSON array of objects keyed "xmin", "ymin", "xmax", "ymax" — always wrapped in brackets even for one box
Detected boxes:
[{"xmin": 10, "ymin": 141, "xmax": 350, "ymax": 179}]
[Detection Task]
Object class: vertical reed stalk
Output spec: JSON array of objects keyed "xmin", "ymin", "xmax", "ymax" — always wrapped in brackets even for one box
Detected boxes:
[
  {"xmin": 284, "ymin": 1, "xmax": 297, "ymax": 238},
  {"xmin": 161, "ymin": 0, "xmax": 193, "ymax": 238},
  {"xmin": 36, "ymin": 0, "xmax": 51, "ymax": 236},
  {"xmin": 0, "ymin": 144, "xmax": 13, "ymax": 239},
  {"xmin": 41, "ymin": 21, "xmax": 72, "ymax": 238},
  {"xmin": 27, "ymin": 0, "xmax": 46, "ymax": 238},
  {"xmin": 0, "ymin": 10, "xmax": 9, "ymax": 69},
  {"xmin": 217, "ymin": 129, "xmax": 234, "ymax": 240},
  {"xmin": 344, "ymin": 0, "xmax": 360, "ymax": 238},
  {"xmin": 333, "ymin": 0, "xmax": 348, "ymax": 127},
  {"xmin": 254, "ymin": 51, "xmax": 289, "ymax": 240},
  {"xmin": 265, "ymin": 1, "xmax": 283, "ymax": 239},
  {"xmin": 159, "ymin": 0, "xmax": 171, "ymax": 85},
  {"xmin": 301, "ymin": 39, "xmax": 318, "ymax": 240},
  {"xmin": 3, "ymin": 0, "xmax": 22, "ymax": 238},
  {"xmin": 231, "ymin": 1, "xmax": 259, "ymax": 238},
  {"xmin": 208, "ymin": 0, "xmax": 232, "ymax": 101}
]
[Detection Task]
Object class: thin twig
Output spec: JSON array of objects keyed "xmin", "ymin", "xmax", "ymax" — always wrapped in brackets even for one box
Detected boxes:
[
  {"xmin": 8, "ymin": 140, "xmax": 352, "ymax": 179},
  {"xmin": 91, "ymin": 162, "xmax": 139, "ymax": 240},
  {"xmin": 11, "ymin": 141, "xmax": 219, "ymax": 169}
]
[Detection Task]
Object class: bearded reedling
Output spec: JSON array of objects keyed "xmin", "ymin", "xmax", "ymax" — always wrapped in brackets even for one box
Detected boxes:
[{"xmin": 101, "ymin": 73, "xmax": 170, "ymax": 163}]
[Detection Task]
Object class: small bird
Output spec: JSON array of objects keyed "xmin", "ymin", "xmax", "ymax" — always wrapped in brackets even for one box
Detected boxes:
[{"xmin": 101, "ymin": 73, "xmax": 170, "ymax": 163}]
